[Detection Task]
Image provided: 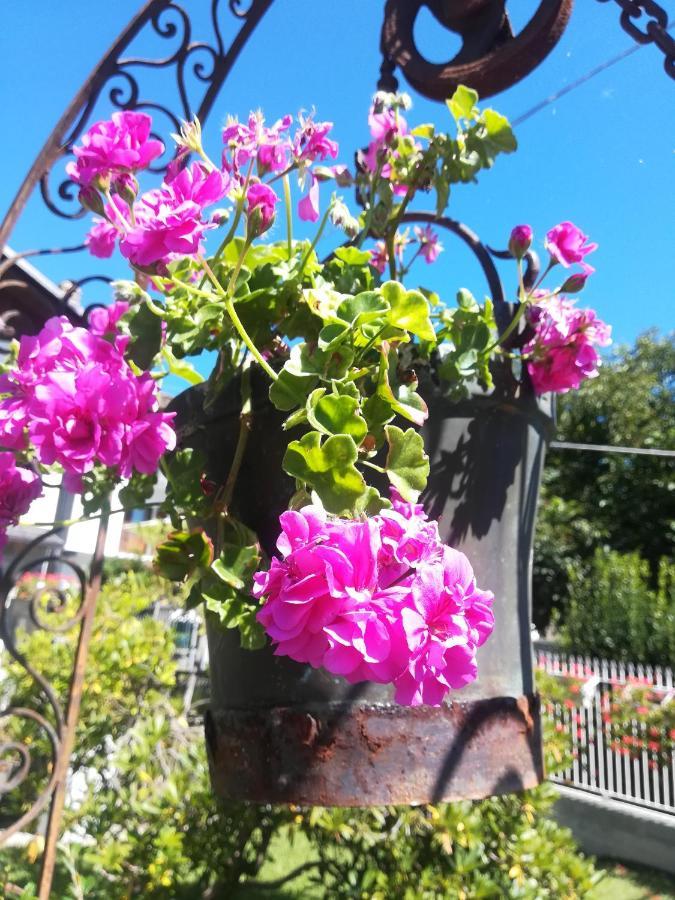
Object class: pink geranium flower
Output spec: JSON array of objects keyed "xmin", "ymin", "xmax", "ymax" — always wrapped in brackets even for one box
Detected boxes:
[
  {"xmin": 0, "ymin": 452, "xmax": 42, "ymax": 550},
  {"xmin": 254, "ymin": 492, "xmax": 494, "ymax": 706},
  {"xmin": 413, "ymin": 225, "xmax": 443, "ymax": 264},
  {"xmin": 369, "ymin": 232, "xmax": 409, "ymax": 275},
  {"xmin": 120, "ymin": 191, "xmax": 208, "ymax": 269},
  {"xmin": 66, "ymin": 111, "xmax": 164, "ymax": 189},
  {"xmin": 293, "ymin": 115, "xmax": 339, "ymax": 163},
  {"xmin": 392, "ymin": 548, "xmax": 494, "ymax": 706},
  {"xmin": 164, "ymin": 161, "xmax": 230, "ymax": 207},
  {"xmin": 246, "ymin": 182, "xmax": 279, "ymax": 236},
  {"xmin": 85, "ymin": 218, "xmax": 118, "ymax": 258},
  {"xmin": 545, "ymin": 221, "xmax": 598, "ymax": 269},
  {"xmin": 524, "ymin": 296, "xmax": 612, "ymax": 395},
  {"xmin": 87, "ymin": 301, "xmax": 129, "ymax": 338},
  {"xmin": 116, "ymin": 163, "xmax": 227, "ymax": 269},
  {"xmin": 222, "ymin": 111, "xmax": 292, "ymax": 176},
  {"xmin": 298, "ymin": 175, "xmax": 320, "ymax": 223},
  {"xmin": 0, "ymin": 317, "xmax": 175, "ymax": 480}
]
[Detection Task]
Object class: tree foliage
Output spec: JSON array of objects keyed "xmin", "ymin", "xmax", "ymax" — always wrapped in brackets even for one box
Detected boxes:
[{"xmin": 534, "ymin": 331, "xmax": 675, "ymax": 638}]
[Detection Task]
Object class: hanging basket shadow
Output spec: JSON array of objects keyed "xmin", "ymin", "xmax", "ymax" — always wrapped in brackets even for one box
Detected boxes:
[{"xmin": 169, "ymin": 367, "xmax": 554, "ymax": 806}]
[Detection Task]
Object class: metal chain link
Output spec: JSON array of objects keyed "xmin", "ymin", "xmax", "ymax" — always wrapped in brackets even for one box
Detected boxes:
[{"xmin": 597, "ymin": 0, "xmax": 675, "ymax": 78}]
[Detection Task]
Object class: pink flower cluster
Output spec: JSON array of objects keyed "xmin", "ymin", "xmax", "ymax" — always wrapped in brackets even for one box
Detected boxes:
[
  {"xmin": 370, "ymin": 225, "xmax": 442, "ymax": 275},
  {"xmin": 253, "ymin": 492, "xmax": 494, "ymax": 706},
  {"xmin": 0, "ymin": 316, "xmax": 175, "ymax": 480},
  {"xmin": 82, "ymin": 159, "xmax": 229, "ymax": 269},
  {"xmin": 66, "ymin": 110, "xmax": 164, "ymax": 190},
  {"xmin": 361, "ymin": 101, "xmax": 419, "ymax": 198},
  {"xmin": 525, "ymin": 296, "xmax": 612, "ymax": 395},
  {"xmin": 222, "ymin": 110, "xmax": 340, "ymax": 224},
  {"xmin": 0, "ymin": 452, "xmax": 43, "ymax": 551}
]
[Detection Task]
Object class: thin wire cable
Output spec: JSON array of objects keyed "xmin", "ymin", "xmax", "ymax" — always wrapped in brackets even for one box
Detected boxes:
[
  {"xmin": 512, "ymin": 19, "xmax": 675, "ymax": 127},
  {"xmin": 550, "ymin": 441, "xmax": 675, "ymax": 458}
]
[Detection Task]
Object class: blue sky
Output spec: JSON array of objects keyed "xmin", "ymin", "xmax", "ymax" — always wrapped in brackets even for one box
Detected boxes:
[{"xmin": 1, "ymin": 1, "xmax": 673, "ymax": 353}]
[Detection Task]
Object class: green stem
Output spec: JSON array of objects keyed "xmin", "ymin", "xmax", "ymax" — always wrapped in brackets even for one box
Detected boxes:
[
  {"xmin": 103, "ymin": 187, "xmax": 130, "ymax": 232},
  {"xmin": 517, "ymin": 259, "xmax": 527, "ymax": 305},
  {"xmin": 486, "ymin": 301, "xmax": 529, "ymax": 354},
  {"xmin": 360, "ymin": 460, "xmax": 385, "ymax": 474},
  {"xmin": 201, "ymin": 258, "xmax": 278, "ymax": 382},
  {"xmin": 282, "ymin": 174, "xmax": 293, "ymax": 259},
  {"xmin": 197, "ymin": 159, "xmax": 255, "ymax": 290},
  {"xmin": 385, "ymin": 231, "xmax": 397, "ymax": 281},
  {"xmin": 22, "ymin": 502, "xmax": 159, "ymax": 530},
  {"xmin": 298, "ymin": 202, "xmax": 333, "ymax": 276},
  {"xmin": 354, "ymin": 159, "xmax": 384, "ymax": 249},
  {"xmin": 222, "ymin": 366, "xmax": 252, "ymax": 512}
]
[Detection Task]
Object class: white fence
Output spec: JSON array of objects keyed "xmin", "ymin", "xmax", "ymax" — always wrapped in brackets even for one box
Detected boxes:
[{"xmin": 536, "ymin": 646, "xmax": 675, "ymax": 814}]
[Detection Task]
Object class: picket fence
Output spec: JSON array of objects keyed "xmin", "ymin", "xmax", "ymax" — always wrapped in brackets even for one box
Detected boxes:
[{"xmin": 536, "ymin": 646, "xmax": 675, "ymax": 814}]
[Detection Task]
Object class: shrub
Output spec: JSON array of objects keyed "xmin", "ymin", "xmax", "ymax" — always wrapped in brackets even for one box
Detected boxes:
[
  {"xmin": 562, "ymin": 549, "xmax": 674, "ymax": 665},
  {"xmin": 0, "ymin": 572, "xmax": 598, "ymax": 898}
]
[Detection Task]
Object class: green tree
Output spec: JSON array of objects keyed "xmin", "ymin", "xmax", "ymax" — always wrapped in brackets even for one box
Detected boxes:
[
  {"xmin": 534, "ymin": 331, "xmax": 675, "ymax": 633},
  {"xmin": 563, "ymin": 549, "xmax": 674, "ymax": 665}
]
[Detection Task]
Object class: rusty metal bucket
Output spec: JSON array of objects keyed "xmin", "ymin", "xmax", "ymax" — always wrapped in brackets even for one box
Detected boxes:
[{"xmin": 169, "ymin": 369, "xmax": 553, "ymax": 806}]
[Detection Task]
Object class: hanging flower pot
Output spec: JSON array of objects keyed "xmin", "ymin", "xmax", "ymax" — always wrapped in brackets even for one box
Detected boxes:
[
  {"xmin": 170, "ymin": 366, "xmax": 553, "ymax": 805},
  {"xmin": 0, "ymin": 90, "xmax": 610, "ymax": 809}
]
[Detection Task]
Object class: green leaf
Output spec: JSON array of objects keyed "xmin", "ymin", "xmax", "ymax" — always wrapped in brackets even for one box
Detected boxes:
[
  {"xmin": 334, "ymin": 246, "xmax": 372, "ymax": 266},
  {"xmin": 126, "ymin": 301, "xmax": 163, "ymax": 370},
  {"xmin": 160, "ymin": 447, "xmax": 211, "ymax": 520},
  {"xmin": 457, "ymin": 288, "xmax": 479, "ymax": 311},
  {"xmin": 336, "ymin": 291, "xmax": 389, "ymax": 326},
  {"xmin": 318, "ymin": 322, "xmax": 350, "ymax": 351},
  {"xmin": 448, "ymin": 85, "xmax": 479, "ymax": 121},
  {"xmin": 384, "ymin": 425, "xmax": 430, "ymax": 501},
  {"xmin": 375, "ymin": 348, "xmax": 428, "ymax": 427},
  {"xmin": 435, "ymin": 171, "xmax": 450, "ymax": 216},
  {"xmin": 483, "ymin": 108, "xmax": 517, "ymax": 152},
  {"xmin": 202, "ymin": 578, "xmax": 266, "ymax": 650},
  {"xmin": 411, "ymin": 123, "xmax": 435, "ymax": 139},
  {"xmin": 212, "ymin": 541, "xmax": 260, "ymax": 592},
  {"xmin": 287, "ymin": 342, "xmax": 354, "ymax": 381},
  {"xmin": 363, "ymin": 392, "xmax": 396, "ymax": 445},
  {"xmin": 154, "ymin": 530, "xmax": 213, "ymax": 582},
  {"xmin": 381, "ymin": 281, "xmax": 435, "ymax": 342},
  {"xmin": 283, "ymin": 431, "xmax": 368, "ymax": 514},
  {"xmin": 353, "ymin": 487, "xmax": 391, "ymax": 516},
  {"xmin": 161, "ymin": 346, "xmax": 205, "ymax": 385},
  {"xmin": 269, "ymin": 368, "xmax": 318, "ymax": 411},
  {"xmin": 306, "ymin": 389, "xmax": 368, "ymax": 443}
]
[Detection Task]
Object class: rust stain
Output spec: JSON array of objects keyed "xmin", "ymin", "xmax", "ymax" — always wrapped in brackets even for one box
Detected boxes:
[{"xmin": 205, "ymin": 694, "xmax": 544, "ymax": 806}]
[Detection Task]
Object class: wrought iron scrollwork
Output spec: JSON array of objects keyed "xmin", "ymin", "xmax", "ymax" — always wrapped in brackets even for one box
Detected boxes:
[
  {"xmin": 0, "ymin": 517, "xmax": 109, "ymax": 895},
  {"xmin": 596, "ymin": 0, "xmax": 674, "ymax": 78},
  {"xmin": 0, "ymin": 531, "xmax": 85, "ymax": 839}
]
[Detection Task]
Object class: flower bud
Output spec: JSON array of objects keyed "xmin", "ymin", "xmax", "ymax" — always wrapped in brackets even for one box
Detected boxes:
[
  {"xmin": 210, "ymin": 208, "xmax": 231, "ymax": 227},
  {"xmin": 115, "ymin": 174, "xmax": 139, "ymax": 208},
  {"xmin": 560, "ymin": 272, "xmax": 590, "ymax": 293},
  {"xmin": 330, "ymin": 198, "xmax": 360, "ymax": 238},
  {"xmin": 508, "ymin": 224, "xmax": 533, "ymax": 260},
  {"xmin": 78, "ymin": 186, "xmax": 105, "ymax": 217},
  {"xmin": 246, "ymin": 182, "xmax": 279, "ymax": 239}
]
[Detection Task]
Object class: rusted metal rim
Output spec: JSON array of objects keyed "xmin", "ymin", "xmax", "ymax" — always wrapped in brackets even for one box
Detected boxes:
[
  {"xmin": 205, "ymin": 693, "xmax": 543, "ymax": 806},
  {"xmin": 382, "ymin": 0, "xmax": 574, "ymax": 100}
]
